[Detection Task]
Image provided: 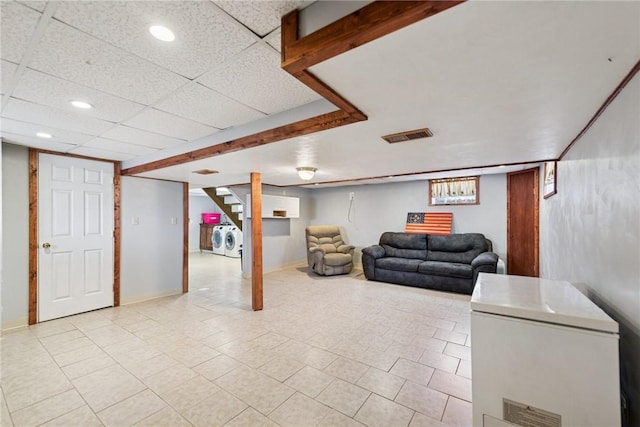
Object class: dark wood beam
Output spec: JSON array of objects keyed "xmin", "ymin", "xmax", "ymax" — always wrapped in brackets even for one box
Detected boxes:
[
  {"xmin": 251, "ymin": 173, "xmax": 263, "ymax": 311},
  {"xmin": 182, "ymin": 182, "xmax": 189, "ymax": 294},
  {"xmin": 281, "ymin": 1, "xmax": 466, "ymax": 74}
]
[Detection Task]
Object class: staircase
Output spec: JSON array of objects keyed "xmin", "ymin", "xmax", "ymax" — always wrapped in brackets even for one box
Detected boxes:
[{"xmin": 202, "ymin": 187, "xmax": 243, "ymax": 232}]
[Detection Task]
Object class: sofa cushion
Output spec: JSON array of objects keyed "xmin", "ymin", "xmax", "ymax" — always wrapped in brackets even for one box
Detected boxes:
[
  {"xmin": 419, "ymin": 261, "xmax": 473, "ymax": 279},
  {"xmin": 380, "ymin": 232, "xmax": 427, "ymax": 260},
  {"xmin": 377, "ymin": 257, "xmax": 423, "ymax": 273},
  {"xmin": 427, "ymin": 233, "xmax": 488, "ymax": 264},
  {"xmin": 324, "ymin": 253, "xmax": 353, "ymax": 267}
]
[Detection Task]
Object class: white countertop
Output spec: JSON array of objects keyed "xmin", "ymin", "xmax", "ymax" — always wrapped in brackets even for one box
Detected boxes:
[{"xmin": 471, "ymin": 273, "xmax": 618, "ymax": 333}]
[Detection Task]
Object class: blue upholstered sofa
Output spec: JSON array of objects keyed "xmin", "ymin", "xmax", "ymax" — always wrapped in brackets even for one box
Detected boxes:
[{"xmin": 362, "ymin": 232, "xmax": 498, "ymax": 295}]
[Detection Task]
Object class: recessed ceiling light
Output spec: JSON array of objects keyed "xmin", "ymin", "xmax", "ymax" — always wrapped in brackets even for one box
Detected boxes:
[
  {"xmin": 36, "ymin": 132, "xmax": 52, "ymax": 139},
  {"xmin": 71, "ymin": 100, "xmax": 92, "ymax": 109},
  {"xmin": 149, "ymin": 25, "xmax": 175, "ymax": 42}
]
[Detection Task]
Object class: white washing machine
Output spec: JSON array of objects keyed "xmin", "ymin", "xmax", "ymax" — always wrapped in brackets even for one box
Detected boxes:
[
  {"xmin": 211, "ymin": 225, "xmax": 226, "ymax": 255},
  {"xmin": 224, "ymin": 226, "xmax": 242, "ymax": 258}
]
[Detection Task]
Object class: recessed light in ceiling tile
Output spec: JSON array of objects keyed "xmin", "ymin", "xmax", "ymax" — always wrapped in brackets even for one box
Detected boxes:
[
  {"xmin": 36, "ymin": 132, "xmax": 53, "ymax": 139},
  {"xmin": 149, "ymin": 25, "xmax": 175, "ymax": 42},
  {"xmin": 71, "ymin": 100, "xmax": 92, "ymax": 109}
]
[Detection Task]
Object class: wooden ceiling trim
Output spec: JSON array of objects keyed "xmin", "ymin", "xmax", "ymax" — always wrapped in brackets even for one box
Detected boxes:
[
  {"xmin": 281, "ymin": 1, "xmax": 465, "ymax": 74},
  {"xmin": 559, "ymin": 58, "xmax": 640, "ymax": 160}
]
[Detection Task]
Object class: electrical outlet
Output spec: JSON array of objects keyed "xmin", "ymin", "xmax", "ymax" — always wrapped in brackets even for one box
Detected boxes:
[
  {"xmin": 132, "ymin": 216, "xmax": 139, "ymax": 225},
  {"xmin": 171, "ymin": 217, "xmax": 177, "ymax": 225},
  {"xmin": 349, "ymin": 192, "xmax": 355, "ymax": 201}
]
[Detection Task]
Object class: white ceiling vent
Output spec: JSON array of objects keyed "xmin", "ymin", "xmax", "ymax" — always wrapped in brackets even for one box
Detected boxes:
[{"xmin": 382, "ymin": 128, "xmax": 433, "ymax": 143}]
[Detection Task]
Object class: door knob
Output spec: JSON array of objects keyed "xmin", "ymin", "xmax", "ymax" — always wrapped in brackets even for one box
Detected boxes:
[{"xmin": 42, "ymin": 242, "xmax": 51, "ymax": 249}]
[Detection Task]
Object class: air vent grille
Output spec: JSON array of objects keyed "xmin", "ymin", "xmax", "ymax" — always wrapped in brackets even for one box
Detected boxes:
[{"xmin": 382, "ymin": 128, "xmax": 433, "ymax": 143}]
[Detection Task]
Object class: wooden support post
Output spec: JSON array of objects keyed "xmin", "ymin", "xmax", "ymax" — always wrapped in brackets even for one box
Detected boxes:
[
  {"xmin": 28, "ymin": 149, "xmax": 38, "ymax": 325},
  {"xmin": 251, "ymin": 172, "xmax": 263, "ymax": 311},
  {"xmin": 182, "ymin": 182, "xmax": 189, "ymax": 293},
  {"xmin": 113, "ymin": 163, "xmax": 121, "ymax": 306}
]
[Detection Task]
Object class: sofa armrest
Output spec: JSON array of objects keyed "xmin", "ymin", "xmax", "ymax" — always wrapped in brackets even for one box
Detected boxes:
[
  {"xmin": 337, "ymin": 244, "xmax": 355, "ymax": 254},
  {"xmin": 471, "ymin": 252, "xmax": 498, "ymax": 268},
  {"xmin": 362, "ymin": 245, "xmax": 385, "ymax": 259}
]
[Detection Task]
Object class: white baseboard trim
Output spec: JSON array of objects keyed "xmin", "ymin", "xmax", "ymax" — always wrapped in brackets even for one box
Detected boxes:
[
  {"xmin": 120, "ymin": 289, "xmax": 183, "ymax": 306},
  {"xmin": 1, "ymin": 316, "xmax": 28, "ymax": 333}
]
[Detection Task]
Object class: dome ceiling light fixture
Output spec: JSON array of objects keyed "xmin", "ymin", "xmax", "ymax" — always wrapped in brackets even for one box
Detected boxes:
[
  {"xmin": 296, "ymin": 167, "xmax": 317, "ymax": 181},
  {"xmin": 71, "ymin": 100, "xmax": 92, "ymax": 109}
]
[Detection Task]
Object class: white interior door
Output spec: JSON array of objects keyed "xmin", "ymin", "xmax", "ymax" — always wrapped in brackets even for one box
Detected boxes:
[{"xmin": 38, "ymin": 153, "xmax": 114, "ymax": 322}]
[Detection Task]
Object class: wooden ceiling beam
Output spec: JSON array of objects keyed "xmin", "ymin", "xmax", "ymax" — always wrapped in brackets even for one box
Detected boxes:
[{"xmin": 281, "ymin": 1, "xmax": 465, "ymax": 74}]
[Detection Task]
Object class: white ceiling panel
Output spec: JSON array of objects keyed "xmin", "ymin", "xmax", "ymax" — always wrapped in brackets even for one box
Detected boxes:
[
  {"xmin": 83, "ymin": 137, "xmax": 158, "ymax": 156},
  {"xmin": 155, "ymin": 83, "xmax": 266, "ymax": 129},
  {"xmin": 124, "ymin": 108, "xmax": 218, "ymax": 141},
  {"xmin": 0, "ymin": 117, "xmax": 95, "ymax": 145},
  {"xmin": 2, "ymin": 98, "xmax": 115, "ymax": 135},
  {"xmin": 214, "ymin": 0, "xmax": 312, "ymax": 37},
  {"xmin": 67, "ymin": 146, "xmax": 133, "ymax": 161},
  {"xmin": 1, "ymin": 60, "xmax": 18, "ymax": 94},
  {"xmin": 199, "ymin": 43, "xmax": 320, "ymax": 114},
  {"xmin": 53, "ymin": 1, "xmax": 257, "ymax": 79},
  {"xmin": 264, "ymin": 28, "xmax": 281, "ymax": 53},
  {"xmin": 0, "ymin": 2, "xmax": 41, "ymax": 63},
  {"xmin": 12, "ymin": 68, "xmax": 146, "ymax": 122},
  {"xmin": 1, "ymin": 132, "xmax": 77, "ymax": 152},
  {"xmin": 101, "ymin": 125, "xmax": 185, "ymax": 150},
  {"xmin": 27, "ymin": 20, "xmax": 189, "ymax": 105}
]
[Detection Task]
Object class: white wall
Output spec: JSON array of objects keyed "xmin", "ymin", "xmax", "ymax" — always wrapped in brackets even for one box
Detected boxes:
[
  {"xmin": 233, "ymin": 185, "xmax": 311, "ymax": 275},
  {"xmin": 308, "ymin": 175, "xmax": 507, "ymax": 264},
  {"xmin": 120, "ymin": 176, "xmax": 184, "ymax": 303},
  {"xmin": 540, "ymin": 74, "xmax": 639, "ymax": 425},
  {"xmin": 188, "ymin": 194, "xmax": 220, "ymax": 251},
  {"xmin": 1, "ymin": 143, "xmax": 29, "ymax": 329}
]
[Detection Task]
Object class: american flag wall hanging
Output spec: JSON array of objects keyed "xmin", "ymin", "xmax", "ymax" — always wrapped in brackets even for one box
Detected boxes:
[{"xmin": 405, "ymin": 212, "xmax": 453, "ymax": 235}]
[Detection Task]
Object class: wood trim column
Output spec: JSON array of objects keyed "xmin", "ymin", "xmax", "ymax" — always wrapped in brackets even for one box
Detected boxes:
[
  {"xmin": 251, "ymin": 172, "xmax": 263, "ymax": 311},
  {"xmin": 28, "ymin": 149, "xmax": 38, "ymax": 325},
  {"xmin": 183, "ymin": 182, "xmax": 189, "ymax": 293},
  {"xmin": 113, "ymin": 163, "xmax": 121, "ymax": 306}
]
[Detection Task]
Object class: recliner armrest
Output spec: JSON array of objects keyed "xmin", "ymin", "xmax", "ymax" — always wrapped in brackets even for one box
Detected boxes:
[
  {"xmin": 362, "ymin": 245, "xmax": 385, "ymax": 259},
  {"xmin": 337, "ymin": 244, "xmax": 355, "ymax": 254},
  {"xmin": 471, "ymin": 252, "xmax": 499, "ymax": 268},
  {"xmin": 309, "ymin": 247, "xmax": 325, "ymax": 255}
]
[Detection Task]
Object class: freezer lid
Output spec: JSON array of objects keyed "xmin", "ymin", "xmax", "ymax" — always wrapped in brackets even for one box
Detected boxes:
[{"xmin": 470, "ymin": 273, "xmax": 618, "ymax": 333}]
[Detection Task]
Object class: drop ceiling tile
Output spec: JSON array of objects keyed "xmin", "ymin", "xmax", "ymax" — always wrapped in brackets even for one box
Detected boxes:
[
  {"xmin": 67, "ymin": 146, "xmax": 134, "ymax": 161},
  {"xmin": 124, "ymin": 108, "xmax": 218, "ymax": 141},
  {"xmin": 53, "ymin": 1, "xmax": 257, "ymax": 79},
  {"xmin": 13, "ymin": 68, "xmax": 146, "ymax": 122},
  {"xmin": 101, "ymin": 125, "xmax": 185, "ymax": 149},
  {"xmin": 2, "ymin": 98, "xmax": 114, "ymax": 135},
  {"xmin": 16, "ymin": 1, "xmax": 47, "ymax": 12},
  {"xmin": 264, "ymin": 28, "xmax": 282, "ymax": 53},
  {"xmin": 1, "ymin": 131, "xmax": 77, "ymax": 152},
  {"xmin": 1, "ymin": 60, "xmax": 19, "ymax": 94},
  {"xmin": 214, "ymin": 0, "xmax": 313, "ymax": 37},
  {"xmin": 0, "ymin": 117, "xmax": 94, "ymax": 145},
  {"xmin": 155, "ymin": 83, "xmax": 265, "ymax": 129},
  {"xmin": 83, "ymin": 137, "xmax": 158, "ymax": 156},
  {"xmin": 199, "ymin": 43, "xmax": 320, "ymax": 114},
  {"xmin": 0, "ymin": 1, "xmax": 41, "ymax": 63},
  {"xmin": 27, "ymin": 20, "xmax": 189, "ymax": 105}
]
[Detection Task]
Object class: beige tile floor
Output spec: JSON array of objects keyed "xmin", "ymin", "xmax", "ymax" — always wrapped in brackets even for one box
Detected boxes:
[{"xmin": 0, "ymin": 252, "xmax": 473, "ymax": 427}]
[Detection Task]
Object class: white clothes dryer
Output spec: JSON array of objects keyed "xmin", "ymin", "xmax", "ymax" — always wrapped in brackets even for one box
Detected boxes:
[
  {"xmin": 224, "ymin": 226, "xmax": 242, "ymax": 258},
  {"xmin": 211, "ymin": 225, "xmax": 226, "ymax": 255}
]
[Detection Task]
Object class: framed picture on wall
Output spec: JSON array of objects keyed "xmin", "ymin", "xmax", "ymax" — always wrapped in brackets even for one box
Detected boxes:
[
  {"xmin": 429, "ymin": 176, "xmax": 479, "ymax": 205},
  {"xmin": 543, "ymin": 161, "xmax": 557, "ymax": 199}
]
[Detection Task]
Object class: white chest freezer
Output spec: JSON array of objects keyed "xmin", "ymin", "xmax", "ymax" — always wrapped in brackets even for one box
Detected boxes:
[{"xmin": 470, "ymin": 273, "xmax": 620, "ymax": 427}]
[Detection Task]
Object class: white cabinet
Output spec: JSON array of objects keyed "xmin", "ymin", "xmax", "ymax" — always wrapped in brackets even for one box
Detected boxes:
[
  {"xmin": 470, "ymin": 273, "xmax": 620, "ymax": 427},
  {"xmin": 246, "ymin": 194, "xmax": 299, "ymax": 219}
]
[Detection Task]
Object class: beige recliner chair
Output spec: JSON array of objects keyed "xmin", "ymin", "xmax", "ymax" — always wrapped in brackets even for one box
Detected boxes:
[{"xmin": 305, "ymin": 225, "xmax": 355, "ymax": 276}]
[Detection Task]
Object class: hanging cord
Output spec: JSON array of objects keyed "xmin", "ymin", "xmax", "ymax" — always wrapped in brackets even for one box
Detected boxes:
[{"xmin": 347, "ymin": 197, "xmax": 354, "ymax": 223}]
